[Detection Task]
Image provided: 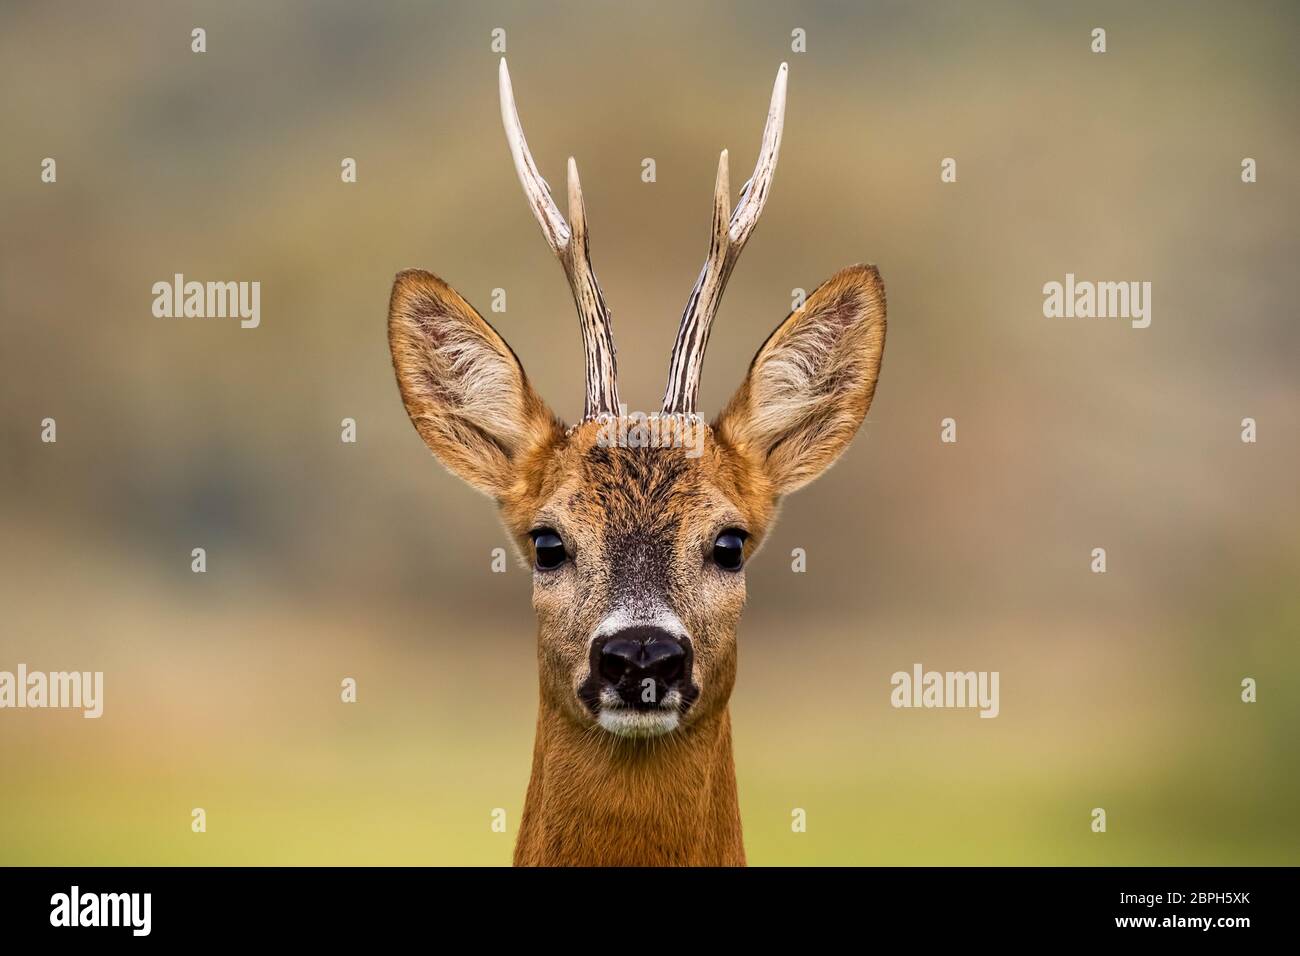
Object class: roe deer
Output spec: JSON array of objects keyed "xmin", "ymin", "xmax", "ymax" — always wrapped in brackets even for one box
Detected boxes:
[{"xmin": 388, "ymin": 60, "xmax": 886, "ymax": 865}]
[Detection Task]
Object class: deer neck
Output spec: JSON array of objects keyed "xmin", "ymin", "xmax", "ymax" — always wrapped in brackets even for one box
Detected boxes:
[{"xmin": 514, "ymin": 701, "xmax": 745, "ymax": 866}]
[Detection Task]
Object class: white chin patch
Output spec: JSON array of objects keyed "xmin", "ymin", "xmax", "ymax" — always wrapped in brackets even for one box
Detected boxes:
[{"xmin": 598, "ymin": 708, "xmax": 681, "ymax": 738}]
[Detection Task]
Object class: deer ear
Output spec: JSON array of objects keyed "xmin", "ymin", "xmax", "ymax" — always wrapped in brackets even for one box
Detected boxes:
[
  {"xmin": 715, "ymin": 264, "xmax": 886, "ymax": 495},
  {"xmin": 388, "ymin": 269, "xmax": 561, "ymax": 497}
]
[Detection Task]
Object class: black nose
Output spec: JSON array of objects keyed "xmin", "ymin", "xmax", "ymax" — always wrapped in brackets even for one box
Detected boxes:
[{"xmin": 596, "ymin": 627, "xmax": 688, "ymax": 709}]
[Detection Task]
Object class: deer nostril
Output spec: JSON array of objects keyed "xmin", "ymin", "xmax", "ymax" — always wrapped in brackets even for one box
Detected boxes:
[
  {"xmin": 641, "ymin": 638, "xmax": 686, "ymax": 684},
  {"xmin": 598, "ymin": 637, "xmax": 643, "ymax": 684}
]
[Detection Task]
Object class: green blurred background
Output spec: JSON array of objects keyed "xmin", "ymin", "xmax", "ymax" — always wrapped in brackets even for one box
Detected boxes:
[{"xmin": 1, "ymin": 0, "xmax": 1297, "ymax": 865}]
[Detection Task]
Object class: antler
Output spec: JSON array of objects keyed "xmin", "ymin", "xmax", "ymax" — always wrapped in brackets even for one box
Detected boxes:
[
  {"xmin": 662, "ymin": 63, "xmax": 788, "ymax": 417},
  {"xmin": 499, "ymin": 58, "xmax": 619, "ymax": 420}
]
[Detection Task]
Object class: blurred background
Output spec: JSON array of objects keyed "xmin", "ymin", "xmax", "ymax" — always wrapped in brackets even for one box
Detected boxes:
[{"xmin": 1, "ymin": 0, "xmax": 1297, "ymax": 865}]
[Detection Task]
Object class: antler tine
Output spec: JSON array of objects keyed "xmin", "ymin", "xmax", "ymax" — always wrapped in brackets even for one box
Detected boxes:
[
  {"xmin": 499, "ymin": 58, "xmax": 619, "ymax": 420},
  {"xmin": 565, "ymin": 156, "xmax": 620, "ymax": 419},
  {"xmin": 662, "ymin": 62, "xmax": 788, "ymax": 417},
  {"xmin": 499, "ymin": 59, "xmax": 569, "ymax": 252}
]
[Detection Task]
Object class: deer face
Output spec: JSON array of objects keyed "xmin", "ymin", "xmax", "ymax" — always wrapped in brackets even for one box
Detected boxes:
[
  {"xmin": 505, "ymin": 419, "xmax": 766, "ymax": 738},
  {"xmin": 387, "ymin": 62, "xmax": 885, "ymax": 740}
]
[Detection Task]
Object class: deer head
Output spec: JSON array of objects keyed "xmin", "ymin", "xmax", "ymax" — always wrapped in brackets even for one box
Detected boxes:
[{"xmin": 388, "ymin": 60, "xmax": 885, "ymax": 865}]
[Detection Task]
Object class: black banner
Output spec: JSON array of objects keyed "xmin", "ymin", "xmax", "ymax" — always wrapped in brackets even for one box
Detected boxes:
[{"xmin": 0, "ymin": 867, "xmax": 1286, "ymax": 942}]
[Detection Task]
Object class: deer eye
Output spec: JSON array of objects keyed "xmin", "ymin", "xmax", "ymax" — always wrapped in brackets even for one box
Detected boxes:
[
  {"xmin": 712, "ymin": 530, "xmax": 748, "ymax": 572},
  {"xmin": 530, "ymin": 529, "xmax": 567, "ymax": 571}
]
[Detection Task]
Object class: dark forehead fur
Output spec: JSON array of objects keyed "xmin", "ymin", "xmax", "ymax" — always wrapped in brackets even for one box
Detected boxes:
[
  {"xmin": 499, "ymin": 420, "xmax": 778, "ymax": 546},
  {"xmin": 580, "ymin": 445, "xmax": 701, "ymax": 599},
  {"xmin": 578, "ymin": 444, "xmax": 704, "ymax": 529}
]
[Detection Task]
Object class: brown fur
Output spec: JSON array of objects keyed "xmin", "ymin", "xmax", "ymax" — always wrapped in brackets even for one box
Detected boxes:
[
  {"xmin": 515, "ymin": 708, "xmax": 744, "ymax": 866},
  {"xmin": 388, "ymin": 263, "xmax": 886, "ymax": 866}
]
